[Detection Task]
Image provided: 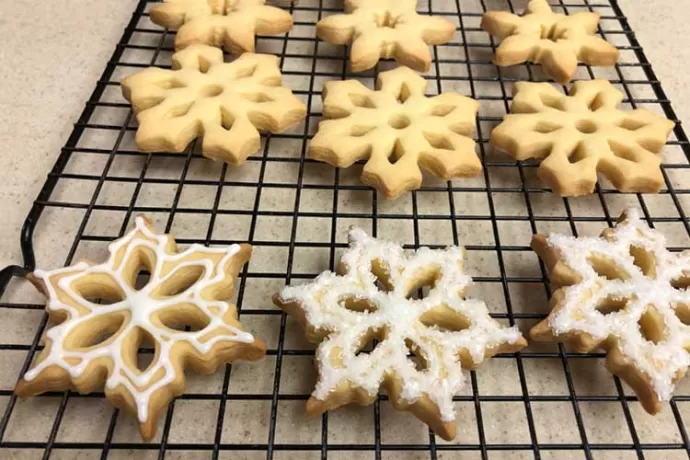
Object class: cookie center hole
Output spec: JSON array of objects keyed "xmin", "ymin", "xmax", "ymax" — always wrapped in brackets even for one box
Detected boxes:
[
  {"xmin": 389, "ymin": 114, "xmax": 411, "ymax": 130},
  {"xmin": 201, "ymin": 85, "xmax": 224, "ymax": 98},
  {"xmin": 638, "ymin": 307, "xmax": 667, "ymax": 344},
  {"xmin": 575, "ymin": 120, "xmax": 598, "ymax": 134},
  {"xmin": 596, "ymin": 295, "xmax": 630, "ymax": 315}
]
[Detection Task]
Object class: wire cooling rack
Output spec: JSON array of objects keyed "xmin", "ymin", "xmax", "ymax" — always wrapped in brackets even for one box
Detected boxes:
[{"xmin": 1, "ymin": 0, "xmax": 689, "ymax": 459}]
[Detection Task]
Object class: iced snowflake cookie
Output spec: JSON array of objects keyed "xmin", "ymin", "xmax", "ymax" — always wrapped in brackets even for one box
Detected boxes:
[
  {"xmin": 121, "ymin": 44, "xmax": 306, "ymax": 164},
  {"xmin": 316, "ymin": 0, "xmax": 456, "ymax": 72},
  {"xmin": 481, "ymin": 0, "xmax": 619, "ymax": 83},
  {"xmin": 150, "ymin": 0, "xmax": 293, "ymax": 56},
  {"xmin": 309, "ymin": 66, "xmax": 481, "ymax": 200},
  {"xmin": 490, "ymin": 80, "xmax": 674, "ymax": 196},
  {"xmin": 274, "ymin": 228, "xmax": 527, "ymax": 440},
  {"xmin": 531, "ymin": 209, "xmax": 690, "ymax": 414},
  {"xmin": 15, "ymin": 216, "xmax": 266, "ymax": 440}
]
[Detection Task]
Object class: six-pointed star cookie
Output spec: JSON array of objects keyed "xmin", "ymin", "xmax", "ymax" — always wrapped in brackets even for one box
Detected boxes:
[
  {"xmin": 490, "ymin": 80, "xmax": 674, "ymax": 196},
  {"xmin": 531, "ymin": 209, "xmax": 690, "ymax": 414},
  {"xmin": 316, "ymin": 0, "xmax": 456, "ymax": 72},
  {"xmin": 481, "ymin": 0, "xmax": 619, "ymax": 83},
  {"xmin": 121, "ymin": 44, "xmax": 306, "ymax": 164},
  {"xmin": 274, "ymin": 228, "xmax": 527, "ymax": 440},
  {"xmin": 308, "ymin": 66, "xmax": 481, "ymax": 199},
  {"xmin": 150, "ymin": 0, "xmax": 293, "ymax": 55},
  {"xmin": 16, "ymin": 216, "xmax": 266, "ymax": 441}
]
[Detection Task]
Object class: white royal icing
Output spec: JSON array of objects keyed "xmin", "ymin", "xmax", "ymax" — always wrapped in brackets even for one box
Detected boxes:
[
  {"xmin": 278, "ymin": 228, "xmax": 524, "ymax": 422},
  {"xmin": 544, "ymin": 208, "xmax": 690, "ymax": 401},
  {"xmin": 26, "ymin": 217, "xmax": 255, "ymax": 422}
]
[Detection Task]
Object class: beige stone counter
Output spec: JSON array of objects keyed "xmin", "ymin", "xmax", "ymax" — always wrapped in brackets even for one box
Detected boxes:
[{"xmin": 0, "ymin": 0, "xmax": 689, "ymax": 457}]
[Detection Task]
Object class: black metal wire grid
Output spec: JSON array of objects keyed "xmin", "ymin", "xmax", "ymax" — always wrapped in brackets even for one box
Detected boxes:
[{"xmin": 0, "ymin": 0, "xmax": 689, "ymax": 459}]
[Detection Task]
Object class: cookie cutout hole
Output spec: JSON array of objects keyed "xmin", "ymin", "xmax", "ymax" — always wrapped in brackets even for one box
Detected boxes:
[
  {"xmin": 242, "ymin": 92, "xmax": 273, "ymax": 103},
  {"xmin": 638, "ymin": 307, "xmax": 667, "ymax": 344},
  {"xmin": 539, "ymin": 92, "xmax": 565, "ymax": 111},
  {"xmin": 63, "ymin": 312, "xmax": 127, "ymax": 351},
  {"xmin": 629, "ymin": 245, "xmax": 657, "ymax": 278},
  {"xmin": 348, "ymin": 93, "xmax": 376, "ymax": 108},
  {"xmin": 136, "ymin": 330, "xmax": 157, "ymax": 372},
  {"xmin": 674, "ymin": 303, "xmax": 690, "ymax": 326},
  {"xmin": 156, "ymin": 265, "xmax": 205, "ymax": 297},
  {"xmin": 171, "ymin": 101, "xmax": 194, "ymax": 118},
  {"xmin": 200, "ymin": 85, "xmax": 223, "ymax": 98},
  {"xmin": 77, "ymin": 279, "xmax": 125, "ymax": 305},
  {"xmin": 157, "ymin": 306, "xmax": 211, "ymax": 333},
  {"xmin": 405, "ymin": 339, "xmax": 428, "ymax": 372},
  {"xmin": 157, "ymin": 79, "xmax": 186, "ymax": 90},
  {"xmin": 423, "ymin": 133, "xmax": 454, "ymax": 151},
  {"xmin": 431, "ymin": 105, "xmax": 455, "ymax": 117},
  {"xmin": 234, "ymin": 64, "xmax": 258, "ymax": 79},
  {"xmin": 350, "ymin": 125, "xmax": 375, "ymax": 137},
  {"xmin": 405, "ymin": 267, "xmax": 440, "ymax": 299},
  {"xmin": 618, "ymin": 118, "xmax": 646, "ymax": 131},
  {"xmin": 339, "ymin": 296, "xmax": 377, "ymax": 314},
  {"xmin": 596, "ymin": 295, "xmax": 630, "ymax": 315},
  {"xmin": 607, "ymin": 140, "xmax": 637, "ymax": 161},
  {"xmin": 575, "ymin": 120, "xmax": 598, "ymax": 134},
  {"xmin": 568, "ymin": 142, "xmax": 588, "ymax": 164},
  {"xmin": 419, "ymin": 305, "xmax": 471, "ymax": 332},
  {"xmin": 355, "ymin": 327, "xmax": 387, "ymax": 356},
  {"xmin": 371, "ymin": 259, "xmax": 393, "ymax": 292},
  {"xmin": 534, "ymin": 121, "xmax": 561, "ymax": 134},
  {"xmin": 588, "ymin": 255, "xmax": 629, "ymax": 281},
  {"xmin": 671, "ymin": 275, "xmax": 690, "ymax": 291},
  {"xmin": 388, "ymin": 114, "xmax": 411, "ymax": 130}
]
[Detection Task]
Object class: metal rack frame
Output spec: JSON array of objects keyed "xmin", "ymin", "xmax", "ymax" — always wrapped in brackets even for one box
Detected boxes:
[{"xmin": 0, "ymin": 0, "xmax": 689, "ymax": 459}]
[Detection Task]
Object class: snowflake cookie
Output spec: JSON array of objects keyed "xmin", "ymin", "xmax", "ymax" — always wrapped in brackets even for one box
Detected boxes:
[
  {"xmin": 274, "ymin": 228, "xmax": 527, "ymax": 440},
  {"xmin": 316, "ymin": 0, "xmax": 456, "ymax": 72},
  {"xmin": 121, "ymin": 44, "xmax": 306, "ymax": 164},
  {"xmin": 16, "ymin": 216, "xmax": 266, "ymax": 440},
  {"xmin": 531, "ymin": 209, "xmax": 690, "ymax": 414},
  {"xmin": 481, "ymin": 0, "xmax": 619, "ymax": 83},
  {"xmin": 309, "ymin": 66, "xmax": 481, "ymax": 200},
  {"xmin": 150, "ymin": 0, "xmax": 293, "ymax": 56},
  {"xmin": 490, "ymin": 80, "xmax": 674, "ymax": 196}
]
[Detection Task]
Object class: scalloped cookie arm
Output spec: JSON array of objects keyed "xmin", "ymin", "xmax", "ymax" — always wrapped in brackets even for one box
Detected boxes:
[
  {"xmin": 149, "ymin": 1, "xmax": 207, "ymax": 29},
  {"xmin": 316, "ymin": 13, "xmax": 359, "ymax": 45},
  {"xmin": 252, "ymin": 4, "xmax": 295, "ymax": 35},
  {"xmin": 480, "ymin": 10, "xmax": 521, "ymax": 38}
]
